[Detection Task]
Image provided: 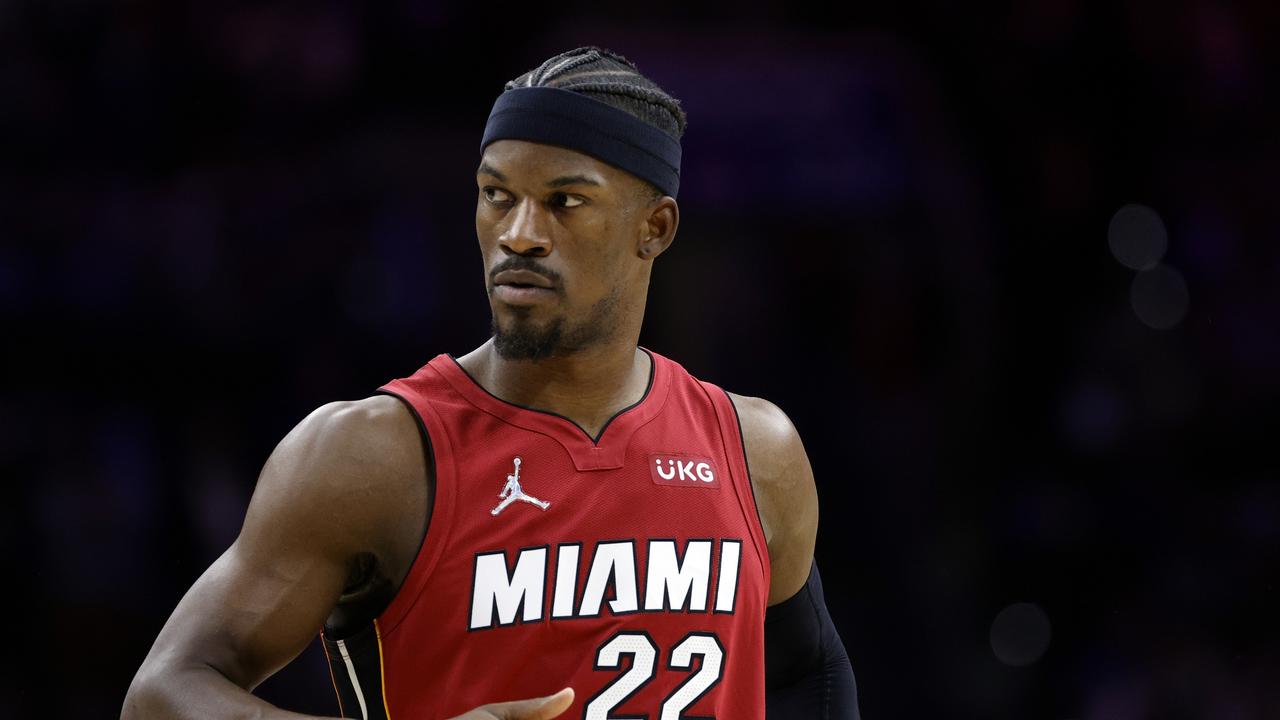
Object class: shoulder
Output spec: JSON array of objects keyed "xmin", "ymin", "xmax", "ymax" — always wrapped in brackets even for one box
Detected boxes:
[
  {"xmin": 724, "ymin": 393, "xmax": 805, "ymax": 470},
  {"xmin": 286, "ymin": 394, "xmax": 421, "ymax": 461},
  {"xmin": 724, "ymin": 393, "xmax": 811, "ymax": 509},
  {"xmin": 243, "ymin": 395, "xmax": 428, "ymax": 559},
  {"xmin": 724, "ymin": 392, "xmax": 818, "ymax": 604},
  {"xmin": 264, "ymin": 395, "xmax": 423, "ymax": 492}
]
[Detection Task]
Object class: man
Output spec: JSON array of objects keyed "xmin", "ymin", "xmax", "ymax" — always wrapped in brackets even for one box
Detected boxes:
[{"xmin": 122, "ymin": 46, "xmax": 860, "ymax": 719}]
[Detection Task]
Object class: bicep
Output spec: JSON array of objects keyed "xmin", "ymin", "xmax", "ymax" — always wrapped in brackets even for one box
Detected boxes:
[
  {"xmin": 759, "ymin": 436, "xmax": 819, "ymax": 606},
  {"xmin": 144, "ymin": 399, "xmax": 412, "ymax": 689},
  {"xmin": 728, "ymin": 393, "xmax": 819, "ymax": 606},
  {"xmin": 153, "ymin": 531, "xmax": 348, "ymax": 690}
]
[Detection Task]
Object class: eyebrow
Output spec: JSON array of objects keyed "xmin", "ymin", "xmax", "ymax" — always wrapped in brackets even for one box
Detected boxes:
[
  {"xmin": 476, "ymin": 163, "xmax": 602, "ymax": 189},
  {"xmin": 477, "ymin": 163, "xmax": 507, "ymax": 181},
  {"xmin": 547, "ymin": 174, "xmax": 601, "ymax": 188}
]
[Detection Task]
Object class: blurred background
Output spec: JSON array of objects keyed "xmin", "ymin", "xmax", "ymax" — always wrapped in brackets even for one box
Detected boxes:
[{"xmin": 3, "ymin": 1, "xmax": 1278, "ymax": 717}]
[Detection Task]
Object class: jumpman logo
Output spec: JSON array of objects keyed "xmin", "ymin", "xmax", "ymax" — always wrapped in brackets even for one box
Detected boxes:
[{"xmin": 491, "ymin": 457, "xmax": 550, "ymax": 516}]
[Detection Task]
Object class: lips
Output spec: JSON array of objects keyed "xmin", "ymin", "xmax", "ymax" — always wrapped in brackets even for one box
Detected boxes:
[
  {"xmin": 491, "ymin": 268, "xmax": 558, "ymax": 306},
  {"xmin": 493, "ymin": 269, "xmax": 555, "ymax": 290}
]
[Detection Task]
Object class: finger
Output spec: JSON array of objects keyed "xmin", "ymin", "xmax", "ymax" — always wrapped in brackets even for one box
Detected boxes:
[{"xmin": 485, "ymin": 687, "xmax": 575, "ymax": 719}]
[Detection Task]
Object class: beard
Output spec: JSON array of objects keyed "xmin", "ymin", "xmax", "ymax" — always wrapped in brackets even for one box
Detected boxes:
[{"xmin": 492, "ymin": 287, "xmax": 622, "ymax": 361}]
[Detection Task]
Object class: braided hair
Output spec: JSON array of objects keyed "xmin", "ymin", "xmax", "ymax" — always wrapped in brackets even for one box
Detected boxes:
[{"xmin": 505, "ymin": 47, "xmax": 686, "ymax": 199}]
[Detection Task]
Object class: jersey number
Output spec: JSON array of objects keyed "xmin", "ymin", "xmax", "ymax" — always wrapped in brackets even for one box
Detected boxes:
[{"xmin": 584, "ymin": 631, "xmax": 725, "ymax": 720}]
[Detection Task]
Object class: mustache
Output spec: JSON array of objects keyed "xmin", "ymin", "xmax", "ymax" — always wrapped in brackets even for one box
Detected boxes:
[{"xmin": 489, "ymin": 255, "xmax": 564, "ymax": 288}]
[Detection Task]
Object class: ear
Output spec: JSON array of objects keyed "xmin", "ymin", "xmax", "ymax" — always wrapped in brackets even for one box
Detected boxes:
[{"xmin": 637, "ymin": 196, "xmax": 679, "ymax": 260}]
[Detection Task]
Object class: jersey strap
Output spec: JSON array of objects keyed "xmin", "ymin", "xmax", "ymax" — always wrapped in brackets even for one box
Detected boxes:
[
  {"xmin": 320, "ymin": 620, "xmax": 392, "ymax": 719},
  {"xmin": 697, "ymin": 382, "xmax": 772, "ymax": 600},
  {"xmin": 371, "ymin": 365, "xmax": 460, "ymax": 637}
]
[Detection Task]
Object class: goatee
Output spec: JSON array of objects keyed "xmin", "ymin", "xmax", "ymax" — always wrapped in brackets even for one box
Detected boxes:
[
  {"xmin": 492, "ymin": 312, "xmax": 565, "ymax": 360},
  {"xmin": 490, "ymin": 287, "xmax": 622, "ymax": 361}
]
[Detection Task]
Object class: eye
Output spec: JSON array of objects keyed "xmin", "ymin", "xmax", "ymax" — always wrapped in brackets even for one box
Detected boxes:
[
  {"xmin": 482, "ymin": 187, "xmax": 514, "ymax": 204},
  {"xmin": 551, "ymin": 192, "xmax": 585, "ymax": 208}
]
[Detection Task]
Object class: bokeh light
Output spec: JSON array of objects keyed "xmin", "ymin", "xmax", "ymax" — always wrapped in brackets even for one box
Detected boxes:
[
  {"xmin": 990, "ymin": 602, "xmax": 1052, "ymax": 667},
  {"xmin": 1108, "ymin": 204, "xmax": 1168, "ymax": 271},
  {"xmin": 1130, "ymin": 264, "xmax": 1190, "ymax": 329}
]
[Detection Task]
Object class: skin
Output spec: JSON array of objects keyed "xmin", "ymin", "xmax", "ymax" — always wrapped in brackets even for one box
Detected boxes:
[{"xmin": 121, "ymin": 139, "xmax": 819, "ymax": 718}]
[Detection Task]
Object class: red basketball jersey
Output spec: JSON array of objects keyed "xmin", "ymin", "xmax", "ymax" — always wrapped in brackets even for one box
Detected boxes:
[{"xmin": 320, "ymin": 348, "xmax": 769, "ymax": 720}]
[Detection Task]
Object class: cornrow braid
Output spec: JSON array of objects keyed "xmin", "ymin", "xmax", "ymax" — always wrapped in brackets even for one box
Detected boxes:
[{"xmin": 505, "ymin": 46, "xmax": 687, "ymax": 141}]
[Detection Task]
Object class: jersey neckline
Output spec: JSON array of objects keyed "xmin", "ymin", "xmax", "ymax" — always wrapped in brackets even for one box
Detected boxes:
[{"xmin": 431, "ymin": 347, "xmax": 671, "ymax": 471}]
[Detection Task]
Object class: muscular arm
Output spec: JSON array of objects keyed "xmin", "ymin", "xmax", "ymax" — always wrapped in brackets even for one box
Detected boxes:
[
  {"xmin": 728, "ymin": 393, "xmax": 861, "ymax": 719},
  {"xmin": 727, "ymin": 394, "xmax": 819, "ymax": 603},
  {"xmin": 121, "ymin": 396, "xmax": 428, "ymax": 719}
]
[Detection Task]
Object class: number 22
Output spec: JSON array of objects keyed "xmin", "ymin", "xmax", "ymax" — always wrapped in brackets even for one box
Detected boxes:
[{"xmin": 584, "ymin": 631, "xmax": 725, "ymax": 720}]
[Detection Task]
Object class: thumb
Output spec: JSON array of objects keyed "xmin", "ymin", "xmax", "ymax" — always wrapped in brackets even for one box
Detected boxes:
[{"xmin": 486, "ymin": 688, "xmax": 575, "ymax": 719}]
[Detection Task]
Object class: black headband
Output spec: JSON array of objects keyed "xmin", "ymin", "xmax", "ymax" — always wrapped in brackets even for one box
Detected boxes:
[{"xmin": 480, "ymin": 86, "xmax": 682, "ymax": 198}]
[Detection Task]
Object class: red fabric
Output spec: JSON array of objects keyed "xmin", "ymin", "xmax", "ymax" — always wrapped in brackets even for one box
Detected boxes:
[{"xmin": 375, "ymin": 348, "xmax": 770, "ymax": 719}]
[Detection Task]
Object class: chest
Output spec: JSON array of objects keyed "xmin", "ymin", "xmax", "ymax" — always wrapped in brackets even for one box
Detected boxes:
[{"xmin": 442, "ymin": 415, "xmax": 756, "ymax": 622}]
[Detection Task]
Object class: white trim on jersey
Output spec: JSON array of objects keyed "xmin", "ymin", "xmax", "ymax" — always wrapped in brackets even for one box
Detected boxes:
[{"xmin": 336, "ymin": 638, "xmax": 369, "ymax": 720}]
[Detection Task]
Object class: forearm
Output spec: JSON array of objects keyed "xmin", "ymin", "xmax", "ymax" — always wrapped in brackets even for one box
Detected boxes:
[
  {"xmin": 122, "ymin": 661, "xmax": 331, "ymax": 720},
  {"xmin": 764, "ymin": 561, "xmax": 861, "ymax": 719},
  {"xmin": 765, "ymin": 643, "xmax": 859, "ymax": 719}
]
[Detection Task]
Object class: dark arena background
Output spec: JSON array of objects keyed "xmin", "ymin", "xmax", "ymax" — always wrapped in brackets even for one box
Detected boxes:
[{"xmin": 4, "ymin": 2, "xmax": 1278, "ymax": 718}]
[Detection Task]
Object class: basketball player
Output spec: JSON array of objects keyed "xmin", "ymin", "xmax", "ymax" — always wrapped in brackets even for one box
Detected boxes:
[{"xmin": 122, "ymin": 47, "xmax": 860, "ymax": 719}]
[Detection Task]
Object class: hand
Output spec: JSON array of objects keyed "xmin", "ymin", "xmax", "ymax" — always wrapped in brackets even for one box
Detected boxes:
[{"xmin": 448, "ymin": 688, "xmax": 574, "ymax": 720}]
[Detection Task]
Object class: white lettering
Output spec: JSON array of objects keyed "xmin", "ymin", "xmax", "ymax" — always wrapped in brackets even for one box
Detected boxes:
[
  {"xmin": 715, "ymin": 540, "xmax": 741, "ymax": 613},
  {"xmin": 695, "ymin": 462, "xmax": 714, "ymax": 482},
  {"xmin": 656, "ymin": 459, "xmax": 677, "ymax": 480},
  {"xmin": 579, "ymin": 541, "xmax": 638, "ymax": 616},
  {"xmin": 551, "ymin": 544, "xmax": 580, "ymax": 618},
  {"xmin": 470, "ymin": 548, "xmax": 547, "ymax": 629},
  {"xmin": 469, "ymin": 538, "xmax": 744, "ymax": 630},
  {"xmin": 644, "ymin": 540, "xmax": 712, "ymax": 611}
]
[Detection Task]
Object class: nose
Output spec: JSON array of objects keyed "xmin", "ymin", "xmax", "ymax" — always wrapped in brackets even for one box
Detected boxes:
[{"xmin": 498, "ymin": 197, "xmax": 553, "ymax": 257}]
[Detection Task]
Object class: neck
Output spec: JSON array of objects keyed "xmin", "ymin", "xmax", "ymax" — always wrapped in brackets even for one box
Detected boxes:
[{"xmin": 456, "ymin": 337, "xmax": 653, "ymax": 440}]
